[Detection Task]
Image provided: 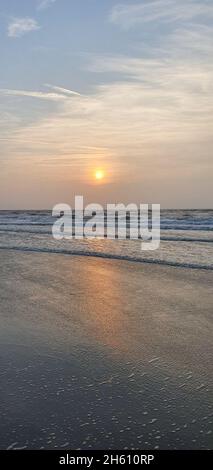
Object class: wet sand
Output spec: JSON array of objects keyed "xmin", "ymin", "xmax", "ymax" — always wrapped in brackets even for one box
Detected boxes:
[{"xmin": 0, "ymin": 250, "xmax": 212, "ymax": 449}]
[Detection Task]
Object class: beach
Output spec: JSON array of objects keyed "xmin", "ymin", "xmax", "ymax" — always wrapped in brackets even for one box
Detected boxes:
[{"xmin": 0, "ymin": 249, "xmax": 212, "ymax": 449}]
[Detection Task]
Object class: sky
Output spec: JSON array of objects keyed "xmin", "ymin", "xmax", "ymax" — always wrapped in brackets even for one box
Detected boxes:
[{"xmin": 0, "ymin": 0, "xmax": 212, "ymax": 209}]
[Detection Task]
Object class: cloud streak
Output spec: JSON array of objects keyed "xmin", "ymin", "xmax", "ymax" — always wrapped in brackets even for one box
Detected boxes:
[
  {"xmin": 7, "ymin": 17, "xmax": 40, "ymax": 38},
  {"xmin": 44, "ymin": 84, "xmax": 81, "ymax": 96},
  {"xmin": 0, "ymin": 86, "xmax": 81, "ymax": 101},
  {"xmin": 110, "ymin": 0, "xmax": 213, "ymax": 29}
]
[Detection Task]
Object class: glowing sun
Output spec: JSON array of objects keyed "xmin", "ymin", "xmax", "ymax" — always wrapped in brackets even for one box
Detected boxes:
[{"xmin": 95, "ymin": 170, "xmax": 104, "ymax": 180}]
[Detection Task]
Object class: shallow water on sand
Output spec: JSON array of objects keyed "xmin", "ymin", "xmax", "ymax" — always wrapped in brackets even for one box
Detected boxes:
[{"xmin": 0, "ymin": 252, "xmax": 212, "ymax": 449}]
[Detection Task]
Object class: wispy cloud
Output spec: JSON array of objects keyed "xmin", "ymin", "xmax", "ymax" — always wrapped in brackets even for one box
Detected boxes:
[
  {"xmin": 37, "ymin": 0, "xmax": 57, "ymax": 11},
  {"xmin": 7, "ymin": 17, "xmax": 40, "ymax": 38},
  {"xmin": 3, "ymin": 44, "xmax": 212, "ymax": 170},
  {"xmin": 0, "ymin": 86, "xmax": 81, "ymax": 101},
  {"xmin": 110, "ymin": 0, "xmax": 213, "ymax": 29},
  {"xmin": 0, "ymin": 89, "xmax": 64, "ymax": 101},
  {"xmin": 44, "ymin": 84, "xmax": 81, "ymax": 96}
]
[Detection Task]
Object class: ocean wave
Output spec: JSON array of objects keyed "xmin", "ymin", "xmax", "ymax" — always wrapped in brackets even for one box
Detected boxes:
[
  {"xmin": 0, "ymin": 223, "xmax": 212, "ymax": 230},
  {"xmin": 0, "ymin": 210, "xmax": 212, "ymax": 232},
  {"xmin": 0, "ymin": 245, "xmax": 212, "ymax": 271},
  {"xmin": 0, "ymin": 227, "xmax": 213, "ymax": 243}
]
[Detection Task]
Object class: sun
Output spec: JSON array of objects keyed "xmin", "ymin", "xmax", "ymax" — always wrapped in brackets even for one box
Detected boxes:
[{"xmin": 95, "ymin": 170, "xmax": 104, "ymax": 180}]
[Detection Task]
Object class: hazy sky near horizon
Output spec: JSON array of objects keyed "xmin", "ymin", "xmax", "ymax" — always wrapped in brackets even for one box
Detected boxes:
[{"xmin": 0, "ymin": 0, "xmax": 212, "ymax": 208}]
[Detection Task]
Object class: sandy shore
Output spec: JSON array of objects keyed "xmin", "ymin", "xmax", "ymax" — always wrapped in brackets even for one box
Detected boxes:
[{"xmin": 0, "ymin": 250, "xmax": 212, "ymax": 449}]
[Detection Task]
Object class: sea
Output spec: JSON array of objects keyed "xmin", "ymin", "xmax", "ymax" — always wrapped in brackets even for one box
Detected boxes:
[{"xmin": 0, "ymin": 209, "xmax": 212, "ymax": 270}]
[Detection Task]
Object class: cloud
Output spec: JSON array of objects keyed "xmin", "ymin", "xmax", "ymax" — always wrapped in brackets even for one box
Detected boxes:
[
  {"xmin": 3, "ymin": 45, "xmax": 212, "ymax": 169},
  {"xmin": 0, "ymin": 86, "xmax": 81, "ymax": 101},
  {"xmin": 7, "ymin": 17, "xmax": 40, "ymax": 38},
  {"xmin": 0, "ymin": 89, "xmax": 63, "ymax": 101},
  {"xmin": 44, "ymin": 84, "xmax": 81, "ymax": 96},
  {"xmin": 110, "ymin": 0, "xmax": 213, "ymax": 29},
  {"xmin": 37, "ymin": 0, "xmax": 57, "ymax": 10}
]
